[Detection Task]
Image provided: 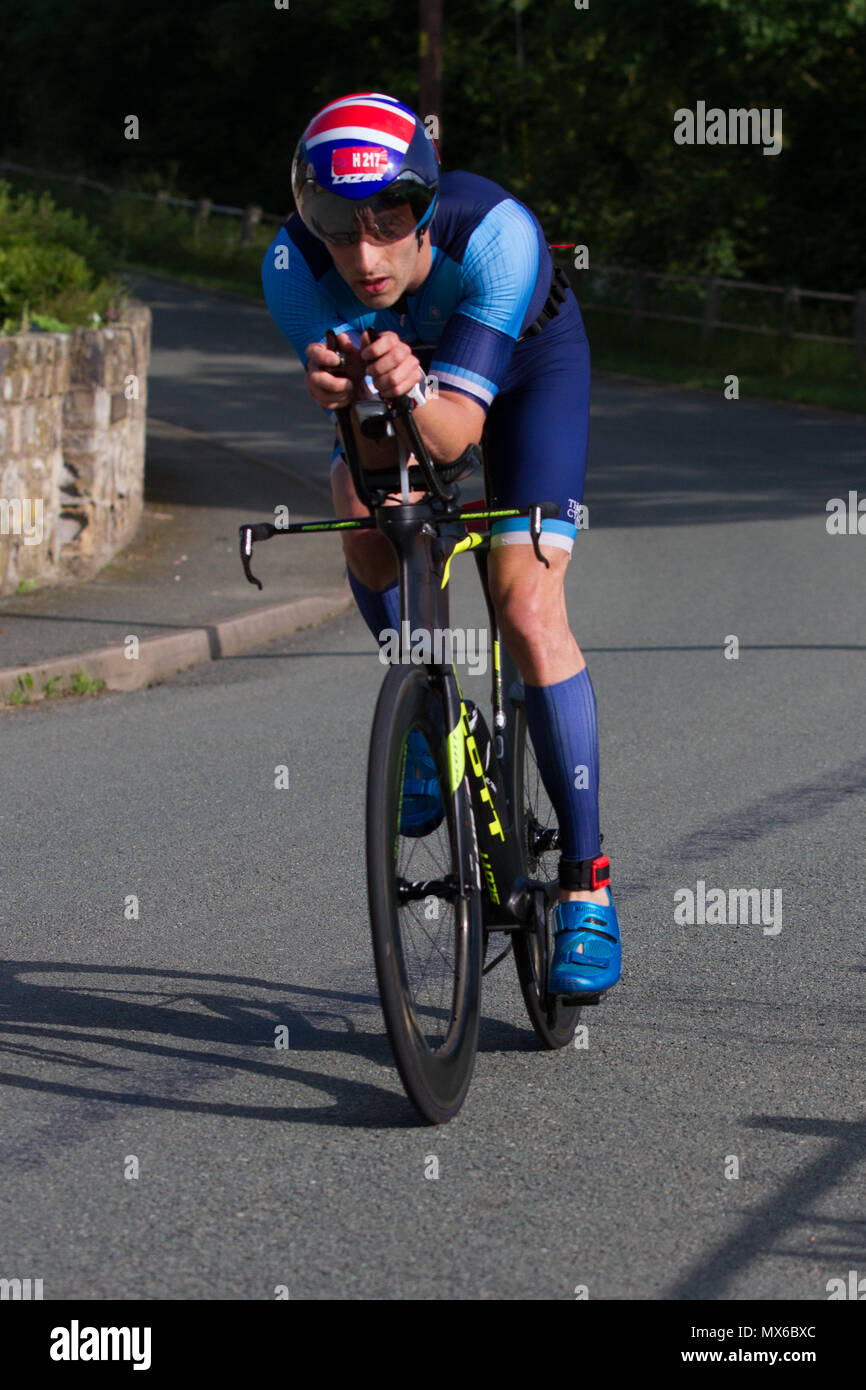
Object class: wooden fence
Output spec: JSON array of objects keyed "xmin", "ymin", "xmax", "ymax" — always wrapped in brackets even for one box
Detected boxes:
[
  {"xmin": 572, "ymin": 263, "xmax": 865, "ymax": 369},
  {"xmin": 0, "ymin": 157, "xmax": 286, "ymax": 245},
  {"xmin": 3, "ymin": 157, "xmax": 863, "ymax": 368}
]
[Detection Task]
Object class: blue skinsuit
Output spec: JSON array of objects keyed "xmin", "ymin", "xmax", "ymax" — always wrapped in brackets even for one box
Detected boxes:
[{"xmin": 262, "ymin": 170, "xmax": 591, "ymax": 550}]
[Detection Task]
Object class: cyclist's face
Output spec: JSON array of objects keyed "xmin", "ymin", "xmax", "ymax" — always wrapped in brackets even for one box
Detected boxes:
[{"xmin": 327, "ymin": 213, "xmax": 428, "ymax": 307}]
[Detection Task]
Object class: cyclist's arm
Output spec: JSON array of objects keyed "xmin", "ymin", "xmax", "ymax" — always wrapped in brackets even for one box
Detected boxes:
[
  {"xmin": 411, "ymin": 388, "xmax": 486, "ymax": 461},
  {"xmin": 262, "ymin": 225, "xmax": 370, "ymax": 406},
  {"xmin": 301, "ymin": 334, "xmax": 411, "ymax": 474},
  {"xmin": 421, "ymin": 200, "xmax": 542, "ymax": 449},
  {"xmin": 358, "ymin": 329, "xmax": 485, "ymax": 460},
  {"xmin": 361, "ymin": 201, "xmax": 542, "ymax": 461}
]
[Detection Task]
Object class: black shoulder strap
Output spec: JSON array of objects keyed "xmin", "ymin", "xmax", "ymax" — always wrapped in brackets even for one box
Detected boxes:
[{"xmin": 519, "ymin": 265, "xmax": 571, "ymax": 341}]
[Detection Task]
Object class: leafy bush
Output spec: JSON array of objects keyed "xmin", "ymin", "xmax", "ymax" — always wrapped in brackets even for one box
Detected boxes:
[
  {"xmin": 101, "ymin": 195, "xmax": 273, "ymax": 286},
  {"xmin": 0, "ymin": 181, "xmax": 127, "ymax": 332}
]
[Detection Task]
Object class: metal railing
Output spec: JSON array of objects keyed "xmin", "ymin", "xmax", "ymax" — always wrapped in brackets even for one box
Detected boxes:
[{"xmin": 561, "ymin": 262, "xmax": 865, "ymax": 369}]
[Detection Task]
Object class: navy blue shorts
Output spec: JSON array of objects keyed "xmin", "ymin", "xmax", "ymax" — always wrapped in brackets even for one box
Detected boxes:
[{"xmin": 483, "ymin": 288, "xmax": 590, "ymax": 554}]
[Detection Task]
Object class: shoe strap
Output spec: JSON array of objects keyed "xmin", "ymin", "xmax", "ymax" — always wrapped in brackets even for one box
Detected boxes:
[
  {"xmin": 554, "ymin": 899, "xmax": 619, "ymax": 945},
  {"xmin": 559, "ymin": 853, "xmax": 610, "ymax": 891},
  {"xmin": 404, "ymin": 778, "xmax": 440, "ymax": 797}
]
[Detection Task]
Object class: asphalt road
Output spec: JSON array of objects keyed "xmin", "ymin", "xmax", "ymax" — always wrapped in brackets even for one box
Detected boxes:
[
  {"xmin": 1, "ymin": 275, "xmax": 865, "ymax": 1300},
  {"xmin": 128, "ymin": 271, "xmax": 335, "ymax": 485}
]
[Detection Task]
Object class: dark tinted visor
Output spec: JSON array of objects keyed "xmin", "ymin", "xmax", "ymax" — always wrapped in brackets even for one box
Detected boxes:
[{"xmin": 299, "ymin": 178, "xmax": 436, "ymax": 246}]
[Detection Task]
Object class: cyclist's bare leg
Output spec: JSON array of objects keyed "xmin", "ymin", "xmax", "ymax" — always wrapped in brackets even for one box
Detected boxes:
[
  {"xmin": 487, "ymin": 542, "xmax": 607, "ymax": 906},
  {"xmin": 330, "ymin": 455, "xmax": 397, "ymax": 587},
  {"xmin": 331, "ymin": 453, "xmax": 428, "ymax": 587}
]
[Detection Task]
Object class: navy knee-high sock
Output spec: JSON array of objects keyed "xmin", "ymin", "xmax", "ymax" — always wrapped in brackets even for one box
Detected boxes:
[
  {"xmin": 346, "ymin": 566, "xmax": 401, "ymax": 648},
  {"xmin": 523, "ymin": 667, "xmax": 601, "ymax": 862}
]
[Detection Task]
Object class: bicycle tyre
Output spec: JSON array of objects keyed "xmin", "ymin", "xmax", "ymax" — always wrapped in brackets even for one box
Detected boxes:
[{"xmin": 367, "ymin": 663, "xmax": 484, "ymax": 1123}]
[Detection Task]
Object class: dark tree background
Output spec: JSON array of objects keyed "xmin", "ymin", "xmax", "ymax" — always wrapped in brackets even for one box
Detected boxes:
[{"xmin": 1, "ymin": 0, "xmax": 863, "ymax": 287}]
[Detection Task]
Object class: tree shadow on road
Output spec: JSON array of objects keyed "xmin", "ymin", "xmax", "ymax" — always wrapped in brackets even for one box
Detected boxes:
[
  {"xmin": 0, "ymin": 958, "xmax": 422, "ymax": 1135},
  {"xmin": 664, "ymin": 1113, "xmax": 866, "ymax": 1299}
]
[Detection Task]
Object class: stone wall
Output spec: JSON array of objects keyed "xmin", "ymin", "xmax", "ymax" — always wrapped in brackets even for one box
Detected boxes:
[{"xmin": 0, "ymin": 302, "xmax": 150, "ymax": 594}]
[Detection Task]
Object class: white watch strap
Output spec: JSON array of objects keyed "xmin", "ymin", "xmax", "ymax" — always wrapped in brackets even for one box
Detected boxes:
[{"xmin": 407, "ymin": 374, "xmax": 428, "ymax": 409}]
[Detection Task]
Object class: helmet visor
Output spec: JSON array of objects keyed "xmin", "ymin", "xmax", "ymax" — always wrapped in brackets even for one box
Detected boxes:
[{"xmin": 295, "ymin": 177, "xmax": 436, "ymax": 246}]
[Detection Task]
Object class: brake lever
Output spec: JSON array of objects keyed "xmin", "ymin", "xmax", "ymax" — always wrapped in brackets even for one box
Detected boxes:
[
  {"xmin": 324, "ymin": 327, "xmax": 346, "ymax": 376},
  {"xmin": 239, "ymin": 522, "xmax": 277, "ymax": 590},
  {"xmin": 324, "ymin": 325, "xmax": 380, "ymax": 377},
  {"xmin": 528, "ymin": 504, "xmax": 550, "ymax": 568}
]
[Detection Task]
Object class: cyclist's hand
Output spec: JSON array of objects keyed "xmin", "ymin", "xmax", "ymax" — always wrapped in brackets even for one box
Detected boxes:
[
  {"xmin": 360, "ymin": 330, "xmax": 423, "ymax": 400},
  {"xmin": 304, "ymin": 332, "xmax": 365, "ymax": 409}
]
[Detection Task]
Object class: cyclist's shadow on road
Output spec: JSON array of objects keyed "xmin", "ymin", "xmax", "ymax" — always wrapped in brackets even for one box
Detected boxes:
[{"xmin": 0, "ymin": 958, "xmax": 431, "ymax": 1131}]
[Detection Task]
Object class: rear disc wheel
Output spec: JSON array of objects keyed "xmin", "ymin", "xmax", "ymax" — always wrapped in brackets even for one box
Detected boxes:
[{"xmin": 509, "ymin": 686, "xmax": 581, "ymax": 1049}]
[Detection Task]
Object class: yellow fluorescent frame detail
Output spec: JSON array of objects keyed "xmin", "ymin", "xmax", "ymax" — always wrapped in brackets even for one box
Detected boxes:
[
  {"xmin": 447, "ymin": 719, "xmax": 466, "ymax": 792},
  {"xmin": 460, "ymin": 700, "xmax": 506, "ymax": 844},
  {"xmin": 441, "ymin": 531, "xmax": 484, "ymax": 589}
]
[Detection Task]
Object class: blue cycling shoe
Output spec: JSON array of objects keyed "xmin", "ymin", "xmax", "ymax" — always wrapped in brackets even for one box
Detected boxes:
[
  {"xmin": 549, "ymin": 889, "xmax": 622, "ymax": 997},
  {"xmin": 400, "ymin": 728, "xmax": 445, "ymax": 837}
]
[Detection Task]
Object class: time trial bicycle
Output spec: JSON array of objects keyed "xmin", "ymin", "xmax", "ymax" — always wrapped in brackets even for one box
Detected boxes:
[{"xmin": 239, "ymin": 332, "xmax": 598, "ymax": 1123}]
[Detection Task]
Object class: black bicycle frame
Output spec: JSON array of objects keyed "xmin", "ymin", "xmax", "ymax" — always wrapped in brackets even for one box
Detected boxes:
[{"xmin": 238, "ymin": 390, "xmax": 559, "ymax": 925}]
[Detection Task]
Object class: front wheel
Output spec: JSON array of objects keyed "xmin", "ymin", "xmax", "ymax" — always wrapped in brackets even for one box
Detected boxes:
[
  {"xmin": 367, "ymin": 664, "xmax": 484, "ymax": 1123},
  {"xmin": 509, "ymin": 684, "xmax": 581, "ymax": 1049}
]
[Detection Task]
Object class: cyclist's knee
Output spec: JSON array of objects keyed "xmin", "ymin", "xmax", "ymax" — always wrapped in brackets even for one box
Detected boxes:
[
  {"xmin": 492, "ymin": 564, "xmax": 579, "ymax": 676},
  {"xmin": 331, "ymin": 457, "xmax": 395, "ymax": 586},
  {"xmin": 498, "ymin": 599, "xmax": 571, "ymax": 668},
  {"xmin": 490, "ymin": 551, "xmax": 565, "ymax": 639},
  {"xmin": 344, "ymin": 531, "xmax": 397, "ymax": 589}
]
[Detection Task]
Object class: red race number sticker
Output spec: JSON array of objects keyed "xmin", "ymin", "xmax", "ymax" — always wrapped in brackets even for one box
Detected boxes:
[{"xmin": 331, "ymin": 146, "xmax": 390, "ymax": 179}]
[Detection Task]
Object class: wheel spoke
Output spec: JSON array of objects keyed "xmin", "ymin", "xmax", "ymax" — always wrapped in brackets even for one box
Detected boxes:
[{"xmin": 389, "ymin": 722, "xmax": 468, "ymax": 1049}]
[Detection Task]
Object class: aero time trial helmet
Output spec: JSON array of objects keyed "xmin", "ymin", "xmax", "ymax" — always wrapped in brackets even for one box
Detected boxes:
[{"xmin": 291, "ymin": 93, "xmax": 440, "ymax": 247}]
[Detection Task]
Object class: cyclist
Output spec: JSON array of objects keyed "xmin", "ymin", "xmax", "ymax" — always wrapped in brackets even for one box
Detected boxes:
[{"xmin": 262, "ymin": 92, "xmax": 621, "ymax": 1001}]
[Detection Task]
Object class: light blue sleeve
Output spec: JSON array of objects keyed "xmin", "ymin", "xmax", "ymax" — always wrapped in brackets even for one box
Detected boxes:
[
  {"xmin": 429, "ymin": 200, "xmax": 540, "ymax": 409},
  {"xmin": 261, "ymin": 227, "xmax": 355, "ymax": 368},
  {"xmin": 458, "ymin": 199, "xmax": 540, "ymax": 339}
]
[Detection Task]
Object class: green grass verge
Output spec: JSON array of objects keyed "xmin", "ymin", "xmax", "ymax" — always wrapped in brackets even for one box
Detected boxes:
[
  {"xmin": 122, "ymin": 261, "xmax": 264, "ymax": 300},
  {"xmin": 585, "ymin": 314, "xmax": 865, "ymax": 414},
  {"xmin": 3, "ymin": 670, "xmax": 107, "ymax": 707},
  {"xmin": 590, "ymin": 350, "xmax": 866, "ymax": 413}
]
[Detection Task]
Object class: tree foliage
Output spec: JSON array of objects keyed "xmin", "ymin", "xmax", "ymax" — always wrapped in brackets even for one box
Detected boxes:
[{"xmin": 0, "ymin": 0, "xmax": 862, "ymax": 287}]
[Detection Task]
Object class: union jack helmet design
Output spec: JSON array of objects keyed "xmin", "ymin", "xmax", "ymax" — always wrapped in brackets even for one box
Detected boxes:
[{"xmin": 291, "ymin": 93, "xmax": 440, "ymax": 245}]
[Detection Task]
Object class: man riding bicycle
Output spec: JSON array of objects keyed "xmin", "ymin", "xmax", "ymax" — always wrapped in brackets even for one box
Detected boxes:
[{"xmin": 262, "ymin": 92, "xmax": 621, "ymax": 1001}]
